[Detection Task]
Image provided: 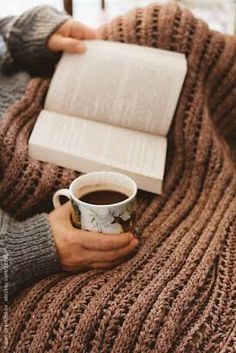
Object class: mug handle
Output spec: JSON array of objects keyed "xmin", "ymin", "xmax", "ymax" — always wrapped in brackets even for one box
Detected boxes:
[{"xmin": 53, "ymin": 189, "xmax": 71, "ymax": 208}]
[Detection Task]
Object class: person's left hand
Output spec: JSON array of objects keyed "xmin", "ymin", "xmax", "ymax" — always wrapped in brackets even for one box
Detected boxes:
[{"xmin": 47, "ymin": 19, "xmax": 97, "ymax": 54}]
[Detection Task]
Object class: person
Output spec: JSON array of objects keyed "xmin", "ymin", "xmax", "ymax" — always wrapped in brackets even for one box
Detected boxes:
[{"xmin": 0, "ymin": 5, "xmax": 138, "ymax": 298}]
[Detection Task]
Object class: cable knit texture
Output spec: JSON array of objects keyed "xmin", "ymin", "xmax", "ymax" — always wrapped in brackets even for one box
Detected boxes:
[{"xmin": 0, "ymin": 3, "xmax": 236, "ymax": 353}]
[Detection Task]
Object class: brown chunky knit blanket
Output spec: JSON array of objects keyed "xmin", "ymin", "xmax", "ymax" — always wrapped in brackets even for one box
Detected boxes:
[{"xmin": 0, "ymin": 3, "xmax": 236, "ymax": 353}]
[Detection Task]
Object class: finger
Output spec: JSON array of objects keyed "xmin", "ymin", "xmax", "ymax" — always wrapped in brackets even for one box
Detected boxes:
[
  {"xmin": 78, "ymin": 230, "xmax": 135, "ymax": 251},
  {"xmin": 54, "ymin": 201, "xmax": 73, "ymax": 221},
  {"xmin": 69, "ymin": 21, "xmax": 97, "ymax": 40},
  {"xmin": 63, "ymin": 258, "xmax": 122, "ymax": 272},
  {"xmin": 48, "ymin": 34, "xmax": 86, "ymax": 53},
  {"xmin": 58, "ymin": 200, "xmax": 72, "ymax": 212},
  {"xmin": 62, "ymin": 264, "xmax": 88, "ymax": 272},
  {"xmin": 89, "ymin": 258, "xmax": 124, "ymax": 269},
  {"xmin": 87, "ymin": 238, "xmax": 138, "ymax": 263}
]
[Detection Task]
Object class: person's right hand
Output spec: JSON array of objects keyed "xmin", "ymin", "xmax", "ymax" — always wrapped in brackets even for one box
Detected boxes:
[{"xmin": 48, "ymin": 202, "xmax": 138, "ymax": 272}]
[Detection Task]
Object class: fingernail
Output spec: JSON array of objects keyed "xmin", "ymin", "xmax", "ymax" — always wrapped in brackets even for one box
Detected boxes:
[{"xmin": 76, "ymin": 43, "xmax": 86, "ymax": 53}]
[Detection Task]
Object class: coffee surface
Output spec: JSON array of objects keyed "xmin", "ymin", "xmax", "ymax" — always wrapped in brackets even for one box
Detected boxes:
[{"xmin": 79, "ymin": 189, "xmax": 128, "ymax": 205}]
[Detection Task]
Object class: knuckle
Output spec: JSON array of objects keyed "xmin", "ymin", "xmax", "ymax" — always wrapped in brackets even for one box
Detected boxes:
[
  {"xmin": 67, "ymin": 232, "xmax": 82, "ymax": 247},
  {"xmin": 75, "ymin": 253, "xmax": 84, "ymax": 266},
  {"xmin": 63, "ymin": 252, "xmax": 82, "ymax": 267},
  {"xmin": 65, "ymin": 232, "xmax": 76, "ymax": 246}
]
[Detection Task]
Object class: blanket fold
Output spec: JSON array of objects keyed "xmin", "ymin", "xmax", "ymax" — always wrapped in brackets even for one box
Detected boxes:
[{"xmin": 0, "ymin": 3, "xmax": 235, "ymax": 353}]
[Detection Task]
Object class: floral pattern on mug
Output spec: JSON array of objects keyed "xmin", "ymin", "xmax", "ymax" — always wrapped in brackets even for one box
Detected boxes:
[{"xmin": 72, "ymin": 201, "xmax": 135, "ymax": 234}]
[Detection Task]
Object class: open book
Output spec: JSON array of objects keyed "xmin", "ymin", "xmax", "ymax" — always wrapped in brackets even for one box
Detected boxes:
[{"xmin": 28, "ymin": 40, "xmax": 187, "ymax": 194}]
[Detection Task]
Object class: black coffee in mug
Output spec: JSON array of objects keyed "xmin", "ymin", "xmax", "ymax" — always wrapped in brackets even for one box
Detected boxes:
[{"xmin": 79, "ymin": 189, "xmax": 128, "ymax": 205}]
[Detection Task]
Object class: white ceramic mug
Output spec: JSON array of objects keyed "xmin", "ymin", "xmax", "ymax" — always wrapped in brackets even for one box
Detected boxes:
[{"xmin": 53, "ymin": 171, "xmax": 137, "ymax": 234}]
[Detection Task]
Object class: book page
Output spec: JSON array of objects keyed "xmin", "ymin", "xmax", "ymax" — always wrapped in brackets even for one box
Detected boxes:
[
  {"xmin": 29, "ymin": 110, "xmax": 167, "ymax": 193},
  {"xmin": 45, "ymin": 40, "xmax": 187, "ymax": 137}
]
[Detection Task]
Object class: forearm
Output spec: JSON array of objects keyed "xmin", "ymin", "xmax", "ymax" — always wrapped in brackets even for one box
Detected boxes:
[
  {"xmin": 0, "ymin": 209, "xmax": 60, "ymax": 298},
  {"xmin": 1, "ymin": 6, "xmax": 69, "ymax": 75}
]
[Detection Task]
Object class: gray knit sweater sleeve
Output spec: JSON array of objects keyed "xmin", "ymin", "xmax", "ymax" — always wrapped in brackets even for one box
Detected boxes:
[
  {"xmin": 1, "ymin": 5, "xmax": 69, "ymax": 75},
  {"xmin": 0, "ymin": 6, "xmax": 71, "ymax": 298},
  {"xmin": 0, "ymin": 210, "xmax": 60, "ymax": 298}
]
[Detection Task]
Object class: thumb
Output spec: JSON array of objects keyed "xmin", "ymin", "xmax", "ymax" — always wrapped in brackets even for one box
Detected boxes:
[{"xmin": 52, "ymin": 201, "xmax": 73, "ymax": 222}]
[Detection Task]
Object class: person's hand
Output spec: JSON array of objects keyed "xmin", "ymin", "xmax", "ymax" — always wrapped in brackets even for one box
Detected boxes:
[
  {"xmin": 47, "ymin": 19, "xmax": 96, "ymax": 54},
  {"xmin": 48, "ymin": 202, "xmax": 138, "ymax": 271}
]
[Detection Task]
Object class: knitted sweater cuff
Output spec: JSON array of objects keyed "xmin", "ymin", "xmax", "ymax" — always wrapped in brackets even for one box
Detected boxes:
[
  {"xmin": 0, "ymin": 210, "xmax": 61, "ymax": 298},
  {"xmin": 3, "ymin": 5, "xmax": 69, "ymax": 75}
]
